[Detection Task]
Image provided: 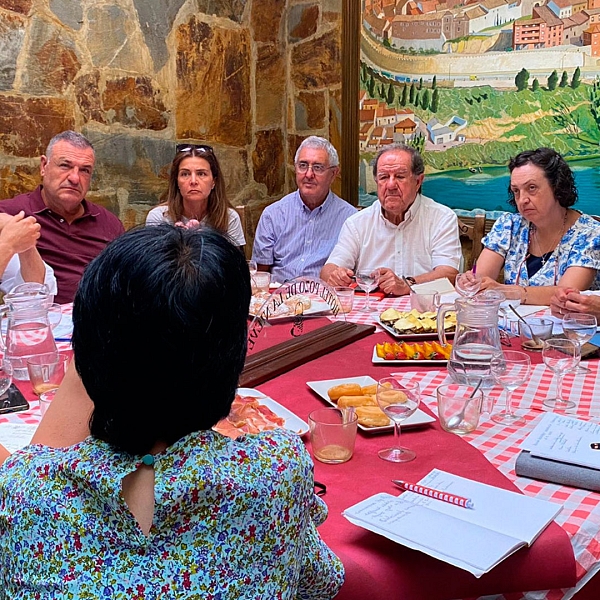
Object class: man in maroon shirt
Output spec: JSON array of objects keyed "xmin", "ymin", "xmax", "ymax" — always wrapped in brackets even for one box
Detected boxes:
[{"xmin": 0, "ymin": 131, "xmax": 124, "ymax": 304}]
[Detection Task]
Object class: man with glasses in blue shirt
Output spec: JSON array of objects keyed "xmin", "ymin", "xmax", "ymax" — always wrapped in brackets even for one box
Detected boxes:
[{"xmin": 251, "ymin": 136, "xmax": 356, "ymax": 283}]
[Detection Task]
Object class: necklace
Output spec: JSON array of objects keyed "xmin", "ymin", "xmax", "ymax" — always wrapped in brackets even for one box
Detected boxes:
[{"xmin": 531, "ymin": 210, "xmax": 568, "ymax": 266}]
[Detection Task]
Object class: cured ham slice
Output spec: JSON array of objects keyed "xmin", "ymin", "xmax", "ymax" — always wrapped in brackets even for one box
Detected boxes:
[{"xmin": 213, "ymin": 394, "xmax": 286, "ymax": 439}]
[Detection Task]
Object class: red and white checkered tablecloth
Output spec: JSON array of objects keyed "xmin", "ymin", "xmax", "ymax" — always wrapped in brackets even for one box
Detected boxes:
[
  {"xmin": 338, "ymin": 295, "xmax": 413, "ymax": 328},
  {"xmin": 390, "ymin": 364, "xmax": 600, "ymax": 600}
]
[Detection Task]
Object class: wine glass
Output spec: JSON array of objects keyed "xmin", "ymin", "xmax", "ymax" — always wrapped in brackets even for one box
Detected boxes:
[
  {"xmin": 542, "ymin": 338, "xmax": 580, "ymax": 410},
  {"xmin": 562, "ymin": 313, "xmax": 597, "ymax": 373},
  {"xmin": 355, "ymin": 269, "xmax": 380, "ymax": 312},
  {"xmin": 490, "ymin": 350, "xmax": 531, "ymax": 426},
  {"xmin": 455, "ymin": 272, "xmax": 481, "ymax": 298},
  {"xmin": 0, "ymin": 360, "xmax": 13, "ymax": 398},
  {"xmin": 247, "ymin": 260, "xmax": 257, "ymax": 276},
  {"xmin": 376, "ymin": 378, "xmax": 420, "ymax": 462}
]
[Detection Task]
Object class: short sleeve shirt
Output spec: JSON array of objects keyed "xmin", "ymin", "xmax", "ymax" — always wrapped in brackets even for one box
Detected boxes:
[
  {"xmin": 0, "ymin": 429, "xmax": 344, "ymax": 599},
  {"xmin": 483, "ymin": 211, "xmax": 600, "ymax": 288},
  {"xmin": 145, "ymin": 205, "xmax": 246, "ymax": 247},
  {"xmin": 0, "ymin": 186, "xmax": 125, "ymax": 304}
]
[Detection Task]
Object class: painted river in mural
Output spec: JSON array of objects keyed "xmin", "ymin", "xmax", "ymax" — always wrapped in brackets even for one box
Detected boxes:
[{"xmin": 360, "ymin": 159, "xmax": 599, "ymax": 217}]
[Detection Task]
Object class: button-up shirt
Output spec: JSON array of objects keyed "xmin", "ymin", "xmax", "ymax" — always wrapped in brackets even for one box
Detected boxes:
[
  {"xmin": 326, "ymin": 194, "xmax": 461, "ymax": 276},
  {"xmin": 252, "ymin": 190, "xmax": 357, "ymax": 283}
]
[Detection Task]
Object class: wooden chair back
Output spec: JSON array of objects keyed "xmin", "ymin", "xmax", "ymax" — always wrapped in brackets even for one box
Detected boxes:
[{"xmin": 457, "ymin": 214, "xmax": 486, "ymax": 272}]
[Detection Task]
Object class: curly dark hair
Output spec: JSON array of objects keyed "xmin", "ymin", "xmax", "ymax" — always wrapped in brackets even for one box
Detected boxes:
[{"xmin": 507, "ymin": 147, "xmax": 578, "ymax": 208}]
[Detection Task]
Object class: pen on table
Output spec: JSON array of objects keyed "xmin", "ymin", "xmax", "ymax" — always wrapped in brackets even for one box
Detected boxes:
[
  {"xmin": 54, "ymin": 337, "xmax": 72, "ymax": 342},
  {"xmin": 591, "ymin": 443, "xmax": 600, "ymax": 450},
  {"xmin": 472, "ymin": 261, "xmax": 477, "ymax": 275},
  {"xmin": 392, "ymin": 479, "xmax": 475, "ymax": 509}
]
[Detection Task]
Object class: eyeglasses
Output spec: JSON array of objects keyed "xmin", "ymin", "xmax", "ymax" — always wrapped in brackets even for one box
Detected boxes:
[
  {"xmin": 175, "ymin": 143, "xmax": 214, "ymax": 154},
  {"xmin": 295, "ymin": 161, "xmax": 335, "ymax": 175}
]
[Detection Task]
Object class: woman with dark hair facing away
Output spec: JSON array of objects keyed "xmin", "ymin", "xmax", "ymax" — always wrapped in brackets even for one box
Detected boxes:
[
  {"xmin": 462, "ymin": 147, "xmax": 600, "ymax": 305},
  {"xmin": 146, "ymin": 143, "xmax": 245, "ymax": 248},
  {"xmin": 0, "ymin": 225, "xmax": 344, "ymax": 598}
]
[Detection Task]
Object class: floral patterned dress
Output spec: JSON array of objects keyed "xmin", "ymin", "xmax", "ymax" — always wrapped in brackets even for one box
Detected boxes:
[
  {"xmin": 0, "ymin": 429, "xmax": 344, "ymax": 599},
  {"xmin": 482, "ymin": 212, "xmax": 600, "ymax": 289}
]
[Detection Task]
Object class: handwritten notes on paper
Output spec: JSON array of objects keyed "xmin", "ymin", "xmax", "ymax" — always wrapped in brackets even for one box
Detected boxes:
[{"xmin": 522, "ymin": 413, "xmax": 600, "ymax": 470}]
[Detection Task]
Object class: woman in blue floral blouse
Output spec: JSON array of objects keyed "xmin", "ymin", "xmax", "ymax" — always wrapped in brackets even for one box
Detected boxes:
[
  {"xmin": 464, "ymin": 148, "xmax": 600, "ymax": 306},
  {"xmin": 0, "ymin": 225, "xmax": 344, "ymax": 599}
]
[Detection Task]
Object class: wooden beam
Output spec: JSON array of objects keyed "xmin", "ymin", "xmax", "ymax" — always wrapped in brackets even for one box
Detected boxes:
[{"xmin": 341, "ymin": 0, "xmax": 360, "ymax": 206}]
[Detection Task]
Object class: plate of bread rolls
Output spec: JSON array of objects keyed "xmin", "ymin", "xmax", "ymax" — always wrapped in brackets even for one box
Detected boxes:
[{"xmin": 306, "ymin": 376, "xmax": 436, "ymax": 433}]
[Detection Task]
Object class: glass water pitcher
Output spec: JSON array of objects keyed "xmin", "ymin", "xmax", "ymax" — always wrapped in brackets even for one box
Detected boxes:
[
  {"xmin": 437, "ymin": 290, "xmax": 506, "ymax": 389},
  {"xmin": 0, "ymin": 283, "xmax": 59, "ymax": 380}
]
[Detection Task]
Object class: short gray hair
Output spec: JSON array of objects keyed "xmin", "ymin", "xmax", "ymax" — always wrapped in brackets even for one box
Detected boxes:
[
  {"xmin": 294, "ymin": 136, "xmax": 339, "ymax": 167},
  {"xmin": 372, "ymin": 143, "xmax": 424, "ymax": 177},
  {"xmin": 45, "ymin": 131, "xmax": 94, "ymax": 158}
]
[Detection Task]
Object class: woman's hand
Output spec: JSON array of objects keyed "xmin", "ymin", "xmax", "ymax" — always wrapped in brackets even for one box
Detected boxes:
[
  {"xmin": 477, "ymin": 276, "xmax": 502, "ymax": 291},
  {"xmin": 550, "ymin": 289, "xmax": 600, "ymax": 319}
]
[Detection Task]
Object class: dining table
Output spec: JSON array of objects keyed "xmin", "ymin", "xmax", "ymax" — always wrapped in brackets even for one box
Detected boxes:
[{"xmin": 3, "ymin": 297, "xmax": 600, "ymax": 600}]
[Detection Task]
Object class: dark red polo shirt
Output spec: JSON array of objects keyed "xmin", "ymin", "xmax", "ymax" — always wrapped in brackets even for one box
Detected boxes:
[{"xmin": 0, "ymin": 186, "xmax": 125, "ymax": 304}]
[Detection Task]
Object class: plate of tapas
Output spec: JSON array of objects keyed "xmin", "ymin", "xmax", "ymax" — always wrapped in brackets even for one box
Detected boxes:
[
  {"xmin": 372, "ymin": 340, "xmax": 451, "ymax": 365},
  {"xmin": 306, "ymin": 376, "xmax": 436, "ymax": 433},
  {"xmin": 213, "ymin": 388, "xmax": 308, "ymax": 438},
  {"xmin": 378, "ymin": 308, "xmax": 456, "ymax": 339}
]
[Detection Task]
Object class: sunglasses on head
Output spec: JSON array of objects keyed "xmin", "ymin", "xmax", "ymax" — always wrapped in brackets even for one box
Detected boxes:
[{"xmin": 175, "ymin": 143, "xmax": 214, "ymax": 155}]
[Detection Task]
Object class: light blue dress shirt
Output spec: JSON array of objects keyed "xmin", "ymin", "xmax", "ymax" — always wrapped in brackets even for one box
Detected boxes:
[{"xmin": 252, "ymin": 190, "xmax": 357, "ymax": 283}]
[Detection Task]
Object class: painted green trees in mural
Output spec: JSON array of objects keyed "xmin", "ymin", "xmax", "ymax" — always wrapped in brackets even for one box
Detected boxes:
[{"xmin": 515, "ymin": 68, "xmax": 529, "ymax": 92}]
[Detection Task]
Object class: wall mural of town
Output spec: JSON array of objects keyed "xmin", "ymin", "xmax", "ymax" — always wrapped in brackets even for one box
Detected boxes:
[{"xmin": 359, "ymin": 0, "xmax": 600, "ymax": 215}]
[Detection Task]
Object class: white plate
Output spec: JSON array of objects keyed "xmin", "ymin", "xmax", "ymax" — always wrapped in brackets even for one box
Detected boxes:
[
  {"xmin": 372, "ymin": 347, "xmax": 447, "ymax": 366},
  {"xmin": 237, "ymin": 388, "xmax": 309, "ymax": 436},
  {"xmin": 377, "ymin": 317, "xmax": 455, "ymax": 340},
  {"xmin": 250, "ymin": 298, "xmax": 332, "ymax": 320},
  {"xmin": 306, "ymin": 376, "xmax": 436, "ymax": 433}
]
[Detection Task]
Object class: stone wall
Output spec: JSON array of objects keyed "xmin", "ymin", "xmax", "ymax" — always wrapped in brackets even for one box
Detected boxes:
[{"xmin": 0, "ymin": 0, "xmax": 343, "ymax": 249}]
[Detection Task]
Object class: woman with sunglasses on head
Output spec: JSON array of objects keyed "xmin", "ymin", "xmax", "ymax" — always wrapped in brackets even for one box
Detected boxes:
[
  {"xmin": 146, "ymin": 144, "xmax": 245, "ymax": 248},
  {"xmin": 461, "ymin": 147, "xmax": 600, "ymax": 305}
]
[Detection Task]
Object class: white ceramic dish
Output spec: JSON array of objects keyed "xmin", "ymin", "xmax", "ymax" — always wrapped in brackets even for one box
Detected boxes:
[
  {"xmin": 305, "ymin": 376, "xmax": 436, "ymax": 433},
  {"xmin": 371, "ymin": 347, "xmax": 447, "ymax": 366},
  {"xmin": 377, "ymin": 317, "xmax": 455, "ymax": 340},
  {"xmin": 237, "ymin": 388, "xmax": 309, "ymax": 436},
  {"xmin": 250, "ymin": 298, "xmax": 331, "ymax": 320}
]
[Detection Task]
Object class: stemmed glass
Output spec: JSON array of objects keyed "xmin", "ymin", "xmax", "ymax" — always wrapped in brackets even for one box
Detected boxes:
[
  {"xmin": 247, "ymin": 260, "xmax": 257, "ymax": 276},
  {"xmin": 355, "ymin": 269, "xmax": 380, "ymax": 312},
  {"xmin": 0, "ymin": 360, "xmax": 13, "ymax": 397},
  {"xmin": 562, "ymin": 313, "xmax": 597, "ymax": 373},
  {"xmin": 455, "ymin": 272, "xmax": 481, "ymax": 298},
  {"xmin": 542, "ymin": 338, "xmax": 581, "ymax": 410},
  {"xmin": 490, "ymin": 350, "xmax": 531, "ymax": 426},
  {"xmin": 376, "ymin": 378, "xmax": 420, "ymax": 462}
]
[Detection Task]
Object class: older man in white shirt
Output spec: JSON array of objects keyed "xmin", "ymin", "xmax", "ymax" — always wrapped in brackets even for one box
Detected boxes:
[{"xmin": 321, "ymin": 144, "xmax": 461, "ymax": 295}]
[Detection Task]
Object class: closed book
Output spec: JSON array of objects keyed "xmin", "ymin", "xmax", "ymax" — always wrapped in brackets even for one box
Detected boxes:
[{"xmin": 515, "ymin": 450, "xmax": 600, "ymax": 492}]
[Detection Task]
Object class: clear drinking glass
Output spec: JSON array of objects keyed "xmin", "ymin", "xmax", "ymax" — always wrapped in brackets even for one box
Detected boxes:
[
  {"xmin": 376, "ymin": 378, "xmax": 420, "ymax": 463},
  {"xmin": 247, "ymin": 260, "xmax": 257, "ymax": 276},
  {"xmin": 455, "ymin": 272, "xmax": 481, "ymax": 298},
  {"xmin": 355, "ymin": 269, "xmax": 380, "ymax": 312},
  {"xmin": 490, "ymin": 350, "xmax": 531, "ymax": 426},
  {"xmin": 0, "ymin": 361, "xmax": 13, "ymax": 397},
  {"xmin": 562, "ymin": 313, "xmax": 597, "ymax": 373},
  {"xmin": 542, "ymin": 338, "xmax": 580, "ymax": 410}
]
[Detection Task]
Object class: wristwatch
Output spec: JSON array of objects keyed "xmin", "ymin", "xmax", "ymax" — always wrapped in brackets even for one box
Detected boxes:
[{"xmin": 405, "ymin": 277, "xmax": 416, "ymax": 285}]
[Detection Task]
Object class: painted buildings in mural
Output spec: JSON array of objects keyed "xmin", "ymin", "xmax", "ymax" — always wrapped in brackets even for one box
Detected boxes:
[
  {"xmin": 364, "ymin": 0, "xmax": 600, "ymax": 54},
  {"xmin": 359, "ymin": 0, "xmax": 600, "ymax": 162}
]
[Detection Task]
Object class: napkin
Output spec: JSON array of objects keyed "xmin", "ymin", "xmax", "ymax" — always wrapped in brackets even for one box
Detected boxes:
[
  {"xmin": 412, "ymin": 278, "xmax": 456, "ymax": 295},
  {"xmin": 516, "ymin": 450, "xmax": 600, "ymax": 492}
]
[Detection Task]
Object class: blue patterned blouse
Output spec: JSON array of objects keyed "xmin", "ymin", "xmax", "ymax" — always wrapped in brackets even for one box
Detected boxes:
[
  {"xmin": 0, "ymin": 429, "xmax": 344, "ymax": 599},
  {"xmin": 482, "ymin": 212, "xmax": 600, "ymax": 289}
]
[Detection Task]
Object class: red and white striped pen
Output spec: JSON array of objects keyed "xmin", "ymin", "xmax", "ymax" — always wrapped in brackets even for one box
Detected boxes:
[{"xmin": 393, "ymin": 479, "xmax": 475, "ymax": 509}]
